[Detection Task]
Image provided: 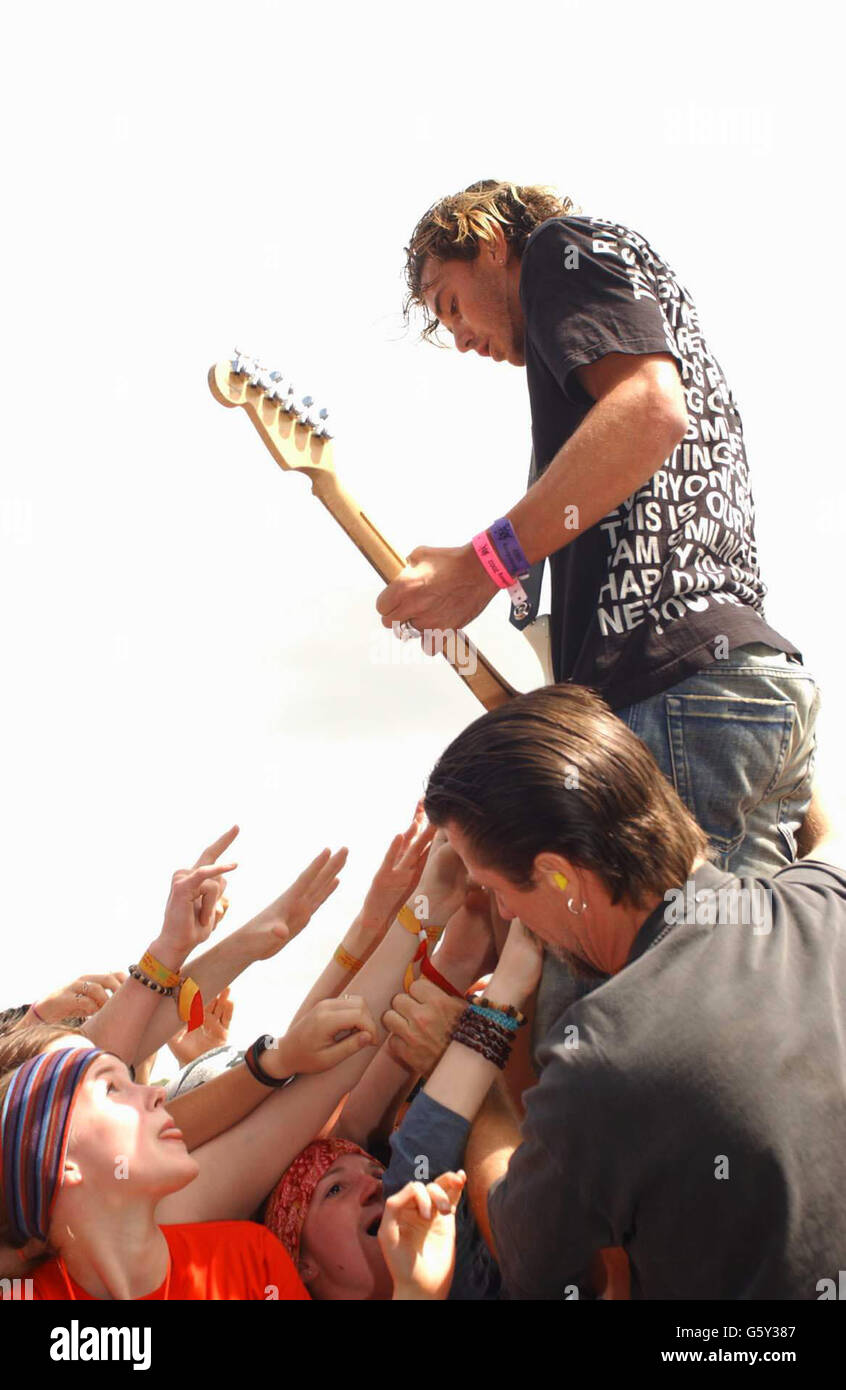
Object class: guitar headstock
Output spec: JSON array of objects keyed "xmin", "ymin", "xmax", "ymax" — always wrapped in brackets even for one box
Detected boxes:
[{"xmin": 209, "ymin": 349, "xmax": 335, "ymax": 476}]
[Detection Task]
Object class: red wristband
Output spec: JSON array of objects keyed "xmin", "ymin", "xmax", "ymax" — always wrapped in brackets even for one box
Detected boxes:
[
  {"xmin": 471, "ymin": 531, "xmax": 514, "ymax": 588},
  {"xmin": 420, "ymin": 952, "xmax": 464, "ymax": 999}
]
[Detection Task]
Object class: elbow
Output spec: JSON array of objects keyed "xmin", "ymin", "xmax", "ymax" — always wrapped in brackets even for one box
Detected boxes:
[{"xmin": 640, "ymin": 383, "xmax": 689, "ymax": 458}]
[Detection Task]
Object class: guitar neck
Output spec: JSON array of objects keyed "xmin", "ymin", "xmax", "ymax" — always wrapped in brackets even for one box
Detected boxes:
[{"xmin": 310, "ymin": 470, "xmax": 517, "ymax": 711}]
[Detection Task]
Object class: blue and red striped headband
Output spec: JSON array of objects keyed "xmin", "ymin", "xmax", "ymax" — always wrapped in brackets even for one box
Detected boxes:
[{"xmin": 1, "ymin": 1047, "xmax": 103, "ymax": 1246}]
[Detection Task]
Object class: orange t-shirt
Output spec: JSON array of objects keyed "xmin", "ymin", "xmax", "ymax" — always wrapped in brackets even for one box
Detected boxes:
[{"xmin": 30, "ymin": 1221, "xmax": 310, "ymax": 1301}]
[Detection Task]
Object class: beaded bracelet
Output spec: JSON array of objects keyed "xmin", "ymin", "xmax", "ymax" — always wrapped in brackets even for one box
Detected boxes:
[
  {"xmin": 470, "ymin": 994, "xmax": 528, "ymax": 1028},
  {"xmin": 128, "ymin": 965, "xmax": 176, "ymax": 997},
  {"xmin": 244, "ymin": 1034, "xmax": 292, "ymax": 1088}
]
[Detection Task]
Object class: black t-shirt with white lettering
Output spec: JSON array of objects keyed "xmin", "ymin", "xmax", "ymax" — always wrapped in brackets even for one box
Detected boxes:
[{"xmin": 519, "ymin": 215, "xmax": 798, "ymax": 709}]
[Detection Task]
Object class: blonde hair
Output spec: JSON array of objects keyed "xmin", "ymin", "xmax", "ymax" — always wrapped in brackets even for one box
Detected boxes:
[{"xmin": 402, "ymin": 178, "xmax": 578, "ymax": 342}]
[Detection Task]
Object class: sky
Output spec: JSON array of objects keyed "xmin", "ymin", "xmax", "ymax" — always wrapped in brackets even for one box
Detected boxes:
[{"xmin": 1, "ymin": 1, "xmax": 842, "ymax": 1055}]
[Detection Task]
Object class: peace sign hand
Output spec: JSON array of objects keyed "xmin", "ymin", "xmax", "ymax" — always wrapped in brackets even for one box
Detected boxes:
[{"xmin": 159, "ymin": 825, "xmax": 239, "ymax": 961}]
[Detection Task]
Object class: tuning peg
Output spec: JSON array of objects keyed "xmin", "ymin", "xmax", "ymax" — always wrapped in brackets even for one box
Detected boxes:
[
  {"xmin": 248, "ymin": 363, "xmax": 272, "ymax": 389},
  {"xmin": 313, "ymin": 406, "xmax": 333, "ymax": 438},
  {"xmin": 265, "ymin": 369, "xmax": 289, "ymax": 401}
]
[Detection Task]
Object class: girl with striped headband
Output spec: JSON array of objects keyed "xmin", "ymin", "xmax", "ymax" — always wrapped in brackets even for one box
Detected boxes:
[{"xmin": 0, "ymin": 1031, "xmax": 310, "ymax": 1300}]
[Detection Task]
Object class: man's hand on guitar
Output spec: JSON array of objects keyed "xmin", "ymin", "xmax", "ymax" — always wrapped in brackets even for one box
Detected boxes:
[{"xmin": 376, "ymin": 544, "xmax": 497, "ymax": 653}]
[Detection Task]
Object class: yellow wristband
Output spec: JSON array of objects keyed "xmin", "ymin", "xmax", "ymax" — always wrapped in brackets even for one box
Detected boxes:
[
  {"xmin": 177, "ymin": 977, "xmax": 204, "ymax": 1033},
  {"xmin": 398, "ymin": 904, "xmax": 422, "ymax": 935},
  {"xmin": 334, "ymin": 944, "xmax": 363, "ymax": 974},
  {"xmin": 140, "ymin": 950, "xmax": 180, "ymax": 991}
]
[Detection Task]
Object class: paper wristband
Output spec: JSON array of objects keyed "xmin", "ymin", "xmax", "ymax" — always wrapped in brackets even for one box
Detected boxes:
[
  {"xmin": 177, "ymin": 978, "xmax": 204, "ymax": 1033},
  {"xmin": 398, "ymin": 904, "xmax": 423, "ymax": 935},
  {"xmin": 334, "ymin": 944, "xmax": 363, "ymax": 973},
  {"xmin": 140, "ymin": 950, "xmax": 180, "ymax": 990},
  {"xmin": 489, "ymin": 518, "xmax": 531, "ymax": 579},
  {"xmin": 471, "ymin": 532, "xmax": 515, "ymax": 589}
]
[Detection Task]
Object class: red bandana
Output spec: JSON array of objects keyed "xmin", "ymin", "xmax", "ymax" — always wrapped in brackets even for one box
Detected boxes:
[{"xmin": 263, "ymin": 1138, "xmax": 374, "ymax": 1263}]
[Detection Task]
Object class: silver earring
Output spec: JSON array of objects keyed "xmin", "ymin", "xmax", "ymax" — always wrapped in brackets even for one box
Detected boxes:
[{"xmin": 567, "ymin": 897, "xmax": 587, "ymax": 916}]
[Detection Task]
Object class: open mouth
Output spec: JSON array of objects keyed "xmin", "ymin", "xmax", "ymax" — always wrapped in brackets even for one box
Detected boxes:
[{"xmin": 365, "ymin": 1216, "xmax": 381, "ymax": 1238}]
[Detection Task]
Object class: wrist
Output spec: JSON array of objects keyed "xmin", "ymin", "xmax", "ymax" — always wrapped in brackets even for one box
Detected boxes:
[
  {"xmin": 463, "ymin": 540, "xmax": 498, "ymax": 596},
  {"xmin": 258, "ymin": 1035, "xmax": 292, "ymax": 1080},
  {"xmin": 146, "ymin": 936, "xmax": 190, "ymax": 974},
  {"xmin": 343, "ymin": 920, "xmax": 376, "ymax": 960},
  {"xmin": 486, "ymin": 969, "xmax": 534, "ymax": 1012}
]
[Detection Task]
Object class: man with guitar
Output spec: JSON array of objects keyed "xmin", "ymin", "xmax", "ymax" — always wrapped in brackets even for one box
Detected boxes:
[{"xmin": 376, "ymin": 179, "xmax": 818, "ymax": 1041}]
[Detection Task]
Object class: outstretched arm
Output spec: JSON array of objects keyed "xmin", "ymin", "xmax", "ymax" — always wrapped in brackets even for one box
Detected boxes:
[
  {"xmin": 290, "ymin": 802, "xmax": 433, "ymax": 1025},
  {"xmin": 130, "ymin": 843, "xmax": 347, "ymax": 1064},
  {"xmin": 82, "ymin": 827, "xmax": 238, "ymax": 1063},
  {"xmin": 157, "ymin": 833, "xmax": 471, "ymax": 1223}
]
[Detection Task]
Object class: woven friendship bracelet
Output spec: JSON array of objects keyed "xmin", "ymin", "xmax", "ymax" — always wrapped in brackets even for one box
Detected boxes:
[
  {"xmin": 459, "ymin": 1011, "xmax": 515, "ymax": 1049},
  {"xmin": 450, "ymin": 1007, "xmax": 515, "ymax": 1069},
  {"xmin": 450, "ymin": 1021, "xmax": 511, "ymax": 1070},
  {"xmin": 469, "ymin": 1001, "xmax": 520, "ymax": 1033}
]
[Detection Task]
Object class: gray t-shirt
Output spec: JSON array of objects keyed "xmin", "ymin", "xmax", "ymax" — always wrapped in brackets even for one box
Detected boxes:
[{"xmin": 488, "ymin": 859, "xmax": 846, "ymax": 1300}]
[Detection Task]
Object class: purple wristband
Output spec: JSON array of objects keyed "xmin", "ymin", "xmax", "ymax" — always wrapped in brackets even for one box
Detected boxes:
[{"xmin": 489, "ymin": 518, "xmax": 531, "ymax": 579}]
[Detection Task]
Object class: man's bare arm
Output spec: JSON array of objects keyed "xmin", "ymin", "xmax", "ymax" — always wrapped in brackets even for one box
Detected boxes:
[
  {"xmin": 507, "ymin": 353, "xmax": 688, "ymax": 566},
  {"xmin": 464, "ymin": 1077, "xmax": 522, "ymax": 1259}
]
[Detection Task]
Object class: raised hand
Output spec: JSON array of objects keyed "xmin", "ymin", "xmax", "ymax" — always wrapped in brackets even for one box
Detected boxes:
[
  {"xmin": 378, "ymin": 1170, "xmax": 466, "ymax": 1300},
  {"xmin": 240, "ymin": 846, "xmax": 349, "ymax": 963},
  {"xmin": 359, "ymin": 801, "xmax": 437, "ymax": 934},
  {"xmin": 261, "ymin": 995, "xmax": 378, "ymax": 1078},
  {"xmin": 168, "ymin": 987, "xmax": 234, "ymax": 1067},
  {"xmin": 436, "ymin": 887, "xmax": 499, "ymax": 983},
  {"xmin": 26, "ymin": 971, "xmax": 127, "ymax": 1024},
  {"xmin": 159, "ymin": 826, "xmax": 240, "ymax": 961},
  {"xmin": 410, "ymin": 828, "xmax": 470, "ymax": 927}
]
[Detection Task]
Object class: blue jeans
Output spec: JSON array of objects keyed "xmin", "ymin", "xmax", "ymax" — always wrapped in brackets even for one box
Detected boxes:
[{"xmin": 533, "ymin": 643, "xmax": 821, "ymax": 1049}]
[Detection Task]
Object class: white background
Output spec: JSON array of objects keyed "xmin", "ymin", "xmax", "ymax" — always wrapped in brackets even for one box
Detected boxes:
[{"xmin": 0, "ymin": 1, "xmax": 841, "ymax": 1060}]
